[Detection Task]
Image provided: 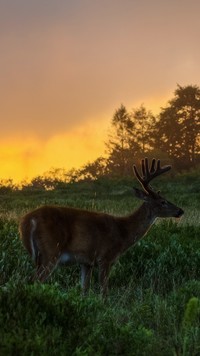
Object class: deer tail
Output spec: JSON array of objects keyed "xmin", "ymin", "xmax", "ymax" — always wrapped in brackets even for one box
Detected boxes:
[{"xmin": 19, "ymin": 217, "xmax": 38, "ymax": 263}]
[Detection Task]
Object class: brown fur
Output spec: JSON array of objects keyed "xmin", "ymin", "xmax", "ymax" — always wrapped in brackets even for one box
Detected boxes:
[
  {"xmin": 19, "ymin": 200, "xmax": 183, "ymax": 295},
  {"xmin": 19, "ymin": 159, "xmax": 184, "ymax": 296}
]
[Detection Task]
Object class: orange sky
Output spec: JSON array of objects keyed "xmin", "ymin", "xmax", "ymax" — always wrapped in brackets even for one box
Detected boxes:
[{"xmin": 1, "ymin": 0, "xmax": 200, "ymax": 182}]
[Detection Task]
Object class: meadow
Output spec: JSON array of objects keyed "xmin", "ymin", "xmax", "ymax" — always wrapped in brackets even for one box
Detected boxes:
[{"xmin": 0, "ymin": 172, "xmax": 200, "ymax": 355}]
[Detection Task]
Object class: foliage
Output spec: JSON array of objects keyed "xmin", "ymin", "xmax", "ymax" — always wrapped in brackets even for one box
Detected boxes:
[
  {"xmin": 0, "ymin": 175, "xmax": 200, "ymax": 355},
  {"xmin": 0, "ymin": 84, "xmax": 199, "ymax": 189},
  {"xmin": 131, "ymin": 104, "xmax": 156, "ymax": 154},
  {"xmin": 78, "ymin": 157, "xmax": 108, "ymax": 181},
  {"xmin": 0, "ymin": 179, "xmax": 17, "ymax": 194},
  {"xmin": 105, "ymin": 104, "xmax": 140, "ymax": 177},
  {"xmin": 80, "ymin": 84, "xmax": 200, "ymax": 180},
  {"xmin": 154, "ymin": 85, "xmax": 200, "ymax": 169}
]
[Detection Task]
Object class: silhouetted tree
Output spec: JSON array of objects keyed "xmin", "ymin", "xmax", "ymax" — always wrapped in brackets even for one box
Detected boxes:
[
  {"xmin": 154, "ymin": 84, "xmax": 200, "ymax": 169},
  {"xmin": 43, "ymin": 168, "xmax": 68, "ymax": 182},
  {"xmin": 106, "ymin": 104, "xmax": 140, "ymax": 176},
  {"xmin": 78, "ymin": 157, "xmax": 108, "ymax": 181},
  {"xmin": 131, "ymin": 105, "xmax": 156, "ymax": 154},
  {"xmin": 0, "ymin": 179, "xmax": 16, "ymax": 193}
]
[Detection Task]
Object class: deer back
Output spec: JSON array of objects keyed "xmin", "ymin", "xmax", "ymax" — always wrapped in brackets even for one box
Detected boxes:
[{"xmin": 19, "ymin": 205, "xmax": 125, "ymax": 266}]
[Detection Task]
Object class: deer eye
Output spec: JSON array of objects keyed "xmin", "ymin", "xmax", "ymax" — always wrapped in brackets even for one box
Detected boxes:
[{"xmin": 161, "ymin": 200, "xmax": 167, "ymax": 207}]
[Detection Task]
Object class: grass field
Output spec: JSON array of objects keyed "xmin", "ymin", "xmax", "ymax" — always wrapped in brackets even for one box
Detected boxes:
[{"xmin": 0, "ymin": 173, "xmax": 200, "ymax": 355}]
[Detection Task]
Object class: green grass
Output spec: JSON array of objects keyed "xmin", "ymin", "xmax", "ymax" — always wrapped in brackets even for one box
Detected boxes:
[{"xmin": 0, "ymin": 175, "xmax": 200, "ymax": 355}]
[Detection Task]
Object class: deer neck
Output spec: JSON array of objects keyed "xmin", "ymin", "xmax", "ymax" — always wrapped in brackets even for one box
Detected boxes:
[{"xmin": 121, "ymin": 203, "xmax": 157, "ymax": 250}]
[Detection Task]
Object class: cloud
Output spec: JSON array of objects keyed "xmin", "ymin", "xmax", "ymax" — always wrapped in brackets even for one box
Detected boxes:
[
  {"xmin": 0, "ymin": 0, "xmax": 200, "ymax": 181},
  {"xmin": 1, "ymin": 0, "xmax": 200, "ymax": 139}
]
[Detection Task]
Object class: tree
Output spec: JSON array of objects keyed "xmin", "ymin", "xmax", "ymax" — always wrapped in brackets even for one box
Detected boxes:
[
  {"xmin": 105, "ymin": 104, "xmax": 140, "ymax": 176},
  {"xmin": 131, "ymin": 105, "xmax": 156, "ymax": 154},
  {"xmin": 154, "ymin": 84, "xmax": 200, "ymax": 169},
  {"xmin": 78, "ymin": 157, "xmax": 108, "ymax": 181}
]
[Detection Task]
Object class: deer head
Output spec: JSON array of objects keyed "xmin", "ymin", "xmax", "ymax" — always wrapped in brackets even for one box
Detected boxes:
[{"xmin": 133, "ymin": 158, "xmax": 184, "ymax": 218}]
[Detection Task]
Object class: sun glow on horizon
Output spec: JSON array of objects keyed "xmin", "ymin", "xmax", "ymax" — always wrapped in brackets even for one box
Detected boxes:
[
  {"xmin": 1, "ymin": 0, "xmax": 200, "ymax": 183},
  {"xmin": 0, "ymin": 95, "xmax": 172, "ymax": 184},
  {"xmin": 0, "ymin": 119, "xmax": 108, "ymax": 183}
]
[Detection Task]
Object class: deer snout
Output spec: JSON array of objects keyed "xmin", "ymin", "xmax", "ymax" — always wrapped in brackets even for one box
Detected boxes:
[{"xmin": 175, "ymin": 208, "xmax": 184, "ymax": 218}]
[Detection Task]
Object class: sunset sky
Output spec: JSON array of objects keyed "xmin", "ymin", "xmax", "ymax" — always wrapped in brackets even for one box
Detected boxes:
[{"xmin": 1, "ymin": 0, "xmax": 200, "ymax": 182}]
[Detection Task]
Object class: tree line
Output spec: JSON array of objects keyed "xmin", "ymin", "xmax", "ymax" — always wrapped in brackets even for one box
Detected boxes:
[
  {"xmin": 72, "ymin": 84, "xmax": 200, "ymax": 181},
  {"xmin": 0, "ymin": 84, "xmax": 199, "ymax": 191}
]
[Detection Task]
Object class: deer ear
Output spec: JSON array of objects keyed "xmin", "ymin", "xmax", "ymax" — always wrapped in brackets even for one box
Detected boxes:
[{"xmin": 133, "ymin": 187, "xmax": 149, "ymax": 201}]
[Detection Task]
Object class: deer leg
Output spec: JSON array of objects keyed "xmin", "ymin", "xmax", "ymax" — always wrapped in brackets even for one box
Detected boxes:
[
  {"xmin": 98, "ymin": 261, "xmax": 111, "ymax": 297},
  {"xmin": 80, "ymin": 264, "xmax": 93, "ymax": 294},
  {"xmin": 33, "ymin": 255, "xmax": 58, "ymax": 282}
]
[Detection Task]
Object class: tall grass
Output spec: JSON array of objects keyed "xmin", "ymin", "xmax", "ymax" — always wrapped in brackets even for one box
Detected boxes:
[{"xmin": 0, "ymin": 176, "xmax": 200, "ymax": 355}]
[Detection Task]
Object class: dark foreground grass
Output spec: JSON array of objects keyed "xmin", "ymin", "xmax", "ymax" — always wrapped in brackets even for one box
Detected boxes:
[
  {"xmin": 1, "ymin": 281, "xmax": 199, "ymax": 356},
  {"xmin": 0, "ymin": 176, "xmax": 200, "ymax": 355},
  {"xmin": 0, "ymin": 218, "xmax": 200, "ymax": 355}
]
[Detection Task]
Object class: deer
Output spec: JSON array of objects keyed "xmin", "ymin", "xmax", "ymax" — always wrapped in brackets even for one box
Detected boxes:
[{"xmin": 19, "ymin": 158, "xmax": 184, "ymax": 296}]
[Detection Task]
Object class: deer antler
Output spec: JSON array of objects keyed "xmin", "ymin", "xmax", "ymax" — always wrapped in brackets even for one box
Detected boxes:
[{"xmin": 133, "ymin": 158, "xmax": 171, "ymax": 195}]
